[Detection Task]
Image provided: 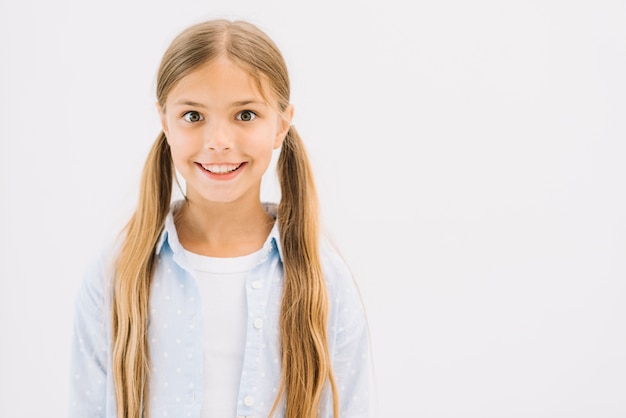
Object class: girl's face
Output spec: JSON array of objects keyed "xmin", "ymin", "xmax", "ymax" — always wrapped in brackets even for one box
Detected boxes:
[{"xmin": 159, "ymin": 56, "xmax": 293, "ymax": 206}]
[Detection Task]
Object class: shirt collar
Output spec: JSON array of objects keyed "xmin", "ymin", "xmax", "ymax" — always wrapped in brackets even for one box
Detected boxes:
[{"xmin": 155, "ymin": 200, "xmax": 284, "ymax": 261}]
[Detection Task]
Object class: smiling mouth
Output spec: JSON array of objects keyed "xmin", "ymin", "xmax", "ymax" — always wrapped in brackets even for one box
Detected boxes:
[{"xmin": 200, "ymin": 163, "xmax": 244, "ymax": 174}]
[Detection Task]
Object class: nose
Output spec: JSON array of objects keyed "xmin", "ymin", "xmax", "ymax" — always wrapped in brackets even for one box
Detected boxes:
[{"xmin": 204, "ymin": 120, "xmax": 232, "ymax": 151}]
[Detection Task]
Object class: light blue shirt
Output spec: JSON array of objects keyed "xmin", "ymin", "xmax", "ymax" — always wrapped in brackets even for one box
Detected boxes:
[{"xmin": 69, "ymin": 202, "xmax": 373, "ymax": 417}]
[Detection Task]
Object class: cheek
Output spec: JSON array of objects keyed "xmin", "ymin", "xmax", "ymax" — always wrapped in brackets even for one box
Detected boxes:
[
  {"xmin": 251, "ymin": 130, "xmax": 281, "ymax": 156},
  {"xmin": 166, "ymin": 133, "xmax": 196, "ymax": 166},
  {"xmin": 167, "ymin": 126, "xmax": 199, "ymax": 147}
]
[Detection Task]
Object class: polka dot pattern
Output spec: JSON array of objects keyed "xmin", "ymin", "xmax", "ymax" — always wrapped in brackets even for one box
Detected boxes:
[{"xmin": 68, "ymin": 201, "xmax": 374, "ymax": 417}]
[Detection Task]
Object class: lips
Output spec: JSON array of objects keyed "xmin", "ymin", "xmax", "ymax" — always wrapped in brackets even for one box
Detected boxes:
[{"xmin": 200, "ymin": 163, "xmax": 243, "ymax": 174}]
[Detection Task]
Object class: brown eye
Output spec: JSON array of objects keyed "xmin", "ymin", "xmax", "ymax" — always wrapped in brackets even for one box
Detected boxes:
[
  {"xmin": 237, "ymin": 110, "xmax": 256, "ymax": 122},
  {"xmin": 183, "ymin": 111, "xmax": 203, "ymax": 122}
]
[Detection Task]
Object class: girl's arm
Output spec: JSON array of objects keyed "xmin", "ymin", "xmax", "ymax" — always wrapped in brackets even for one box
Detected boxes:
[
  {"xmin": 333, "ymin": 302, "xmax": 375, "ymax": 417},
  {"xmin": 68, "ymin": 256, "xmax": 110, "ymax": 418},
  {"xmin": 323, "ymin": 245, "xmax": 376, "ymax": 417}
]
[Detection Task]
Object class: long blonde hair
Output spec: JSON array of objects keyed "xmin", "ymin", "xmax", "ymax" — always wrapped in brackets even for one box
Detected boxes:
[{"xmin": 111, "ymin": 19, "xmax": 338, "ymax": 417}]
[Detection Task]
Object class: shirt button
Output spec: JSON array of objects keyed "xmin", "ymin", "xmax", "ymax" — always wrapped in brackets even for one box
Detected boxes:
[
  {"xmin": 253, "ymin": 318, "xmax": 263, "ymax": 329},
  {"xmin": 251, "ymin": 280, "xmax": 262, "ymax": 289},
  {"xmin": 244, "ymin": 396, "xmax": 254, "ymax": 406}
]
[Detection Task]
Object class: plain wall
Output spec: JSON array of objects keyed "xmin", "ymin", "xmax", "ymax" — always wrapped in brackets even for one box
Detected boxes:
[{"xmin": 1, "ymin": 0, "xmax": 625, "ymax": 417}]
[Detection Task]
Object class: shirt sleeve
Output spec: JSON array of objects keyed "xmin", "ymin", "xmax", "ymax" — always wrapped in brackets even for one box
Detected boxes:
[
  {"xmin": 68, "ymin": 255, "xmax": 111, "ymax": 418},
  {"xmin": 323, "ymin": 245, "xmax": 376, "ymax": 418}
]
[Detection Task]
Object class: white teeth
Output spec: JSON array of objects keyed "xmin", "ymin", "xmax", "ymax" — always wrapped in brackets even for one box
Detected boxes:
[{"xmin": 201, "ymin": 163, "xmax": 241, "ymax": 174}]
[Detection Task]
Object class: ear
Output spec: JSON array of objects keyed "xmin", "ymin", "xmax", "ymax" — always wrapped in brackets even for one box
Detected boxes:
[
  {"xmin": 157, "ymin": 102, "xmax": 169, "ymax": 137},
  {"xmin": 274, "ymin": 104, "xmax": 294, "ymax": 149}
]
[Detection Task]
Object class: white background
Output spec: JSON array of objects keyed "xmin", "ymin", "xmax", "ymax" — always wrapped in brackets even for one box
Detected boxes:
[{"xmin": 1, "ymin": 0, "xmax": 625, "ymax": 417}]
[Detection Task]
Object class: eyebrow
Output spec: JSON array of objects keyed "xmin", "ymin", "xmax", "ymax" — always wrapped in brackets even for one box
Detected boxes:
[
  {"xmin": 173, "ymin": 100, "xmax": 207, "ymax": 108},
  {"xmin": 172, "ymin": 99, "xmax": 266, "ymax": 108}
]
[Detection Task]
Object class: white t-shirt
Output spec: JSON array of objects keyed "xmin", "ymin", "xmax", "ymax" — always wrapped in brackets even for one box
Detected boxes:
[{"xmin": 183, "ymin": 247, "xmax": 265, "ymax": 418}]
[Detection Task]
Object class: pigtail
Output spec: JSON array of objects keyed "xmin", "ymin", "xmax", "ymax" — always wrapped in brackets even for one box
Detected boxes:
[
  {"xmin": 273, "ymin": 126, "xmax": 340, "ymax": 417},
  {"xmin": 112, "ymin": 132, "xmax": 173, "ymax": 418}
]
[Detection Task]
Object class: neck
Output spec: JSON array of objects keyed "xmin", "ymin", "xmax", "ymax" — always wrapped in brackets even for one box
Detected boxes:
[{"xmin": 175, "ymin": 198, "xmax": 275, "ymax": 257}]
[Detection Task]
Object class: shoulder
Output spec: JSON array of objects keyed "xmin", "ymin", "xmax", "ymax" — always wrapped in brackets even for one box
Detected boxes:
[
  {"xmin": 319, "ymin": 236, "xmax": 358, "ymax": 290},
  {"xmin": 319, "ymin": 237, "xmax": 368, "ymax": 325},
  {"xmin": 74, "ymin": 236, "xmax": 122, "ymax": 314}
]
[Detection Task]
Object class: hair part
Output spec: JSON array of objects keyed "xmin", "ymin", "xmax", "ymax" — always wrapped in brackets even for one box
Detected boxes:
[
  {"xmin": 157, "ymin": 20, "xmax": 290, "ymax": 113},
  {"xmin": 112, "ymin": 19, "xmax": 338, "ymax": 418}
]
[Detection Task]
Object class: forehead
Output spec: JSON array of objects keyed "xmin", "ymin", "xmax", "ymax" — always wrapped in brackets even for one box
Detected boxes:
[{"xmin": 166, "ymin": 56, "xmax": 271, "ymax": 105}]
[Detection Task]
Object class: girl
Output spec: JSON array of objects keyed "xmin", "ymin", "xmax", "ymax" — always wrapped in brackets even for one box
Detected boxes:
[{"xmin": 69, "ymin": 19, "xmax": 372, "ymax": 418}]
